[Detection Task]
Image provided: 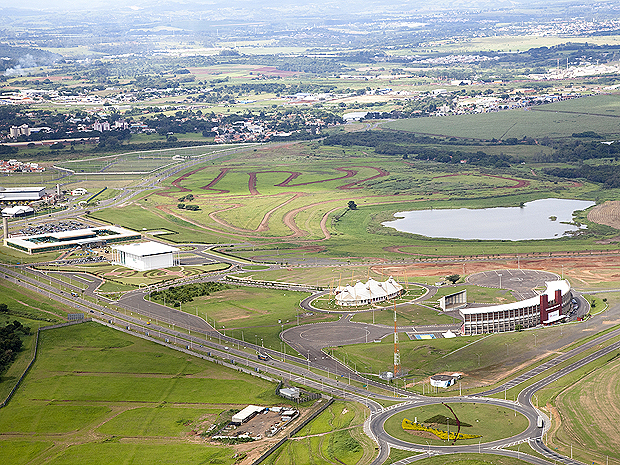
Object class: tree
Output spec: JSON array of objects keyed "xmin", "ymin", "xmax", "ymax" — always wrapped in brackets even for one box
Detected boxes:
[
  {"xmin": 0, "ymin": 303, "xmax": 7, "ymax": 313},
  {"xmin": 446, "ymin": 274, "xmax": 460, "ymax": 284},
  {"xmin": 348, "ymin": 200, "xmax": 357, "ymax": 210}
]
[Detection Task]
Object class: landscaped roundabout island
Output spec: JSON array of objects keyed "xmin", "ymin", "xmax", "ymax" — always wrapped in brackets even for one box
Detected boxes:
[{"xmin": 382, "ymin": 402, "xmax": 528, "ymax": 446}]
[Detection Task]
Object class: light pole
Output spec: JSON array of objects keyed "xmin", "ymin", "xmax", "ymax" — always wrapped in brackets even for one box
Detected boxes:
[{"xmin": 498, "ymin": 273, "xmax": 502, "ymax": 289}]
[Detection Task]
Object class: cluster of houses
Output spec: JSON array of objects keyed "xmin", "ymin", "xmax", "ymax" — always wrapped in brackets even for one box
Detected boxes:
[{"xmin": 0, "ymin": 159, "xmax": 44, "ymax": 173}]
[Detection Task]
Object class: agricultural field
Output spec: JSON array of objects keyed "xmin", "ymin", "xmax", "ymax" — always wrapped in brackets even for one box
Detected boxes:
[
  {"xmin": 383, "ymin": 403, "xmax": 528, "ymax": 446},
  {"xmin": 385, "ymin": 94, "xmax": 620, "ymax": 141},
  {"xmin": 0, "ymin": 322, "xmax": 290, "ymax": 465}
]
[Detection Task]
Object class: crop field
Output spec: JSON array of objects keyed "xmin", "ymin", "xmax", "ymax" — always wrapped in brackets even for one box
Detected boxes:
[
  {"xmin": 0, "ymin": 322, "xmax": 287, "ymax": 465},
  {"xmin": 383, "ymin": 403, "xmax": 528, "ymax": 446},
  {"xmin": 385, "ymin": 94, "xmax": 620, "ymax": 140}
]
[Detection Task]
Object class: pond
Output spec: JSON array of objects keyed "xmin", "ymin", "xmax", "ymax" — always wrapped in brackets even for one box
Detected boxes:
[{"xmin": 382, "ymin": 198, "xmax": 595, "ymax": 241}]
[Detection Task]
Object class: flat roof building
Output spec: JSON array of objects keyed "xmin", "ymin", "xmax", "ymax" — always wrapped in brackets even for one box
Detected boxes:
[
  {"xmin": 0, "ymin": 186, "xmax": 46, "ymax": 202},
  {"xmin": 231, "ymin": 405, "xmax": 266, "ymax": 425},
  {"xmin": 6, "ymin": 225, "xmax": 141, "ymax": 254},
  {"xmin": 111, "ymin": 241, "xmax": 180, "ymax": 271}
]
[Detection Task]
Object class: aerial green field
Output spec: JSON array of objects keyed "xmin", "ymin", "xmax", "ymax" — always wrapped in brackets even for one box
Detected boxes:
[
  {"xmin": 551, "ymin": 355, "xmax": 620, "ymax": 463},
  {"xmin": 265, "ymin": 400, "xmax": 373, "ymax": 465},
  {"xmin": 0, "ymin": 322, "xmax": 288, "ymax": 465},
  {"xmin": 385, "ymin": 94, "xmax": 620, "ymax": 140},
  {"xmin": 84, "ymin": 138, "xmax": 620, "ymax": 261}
]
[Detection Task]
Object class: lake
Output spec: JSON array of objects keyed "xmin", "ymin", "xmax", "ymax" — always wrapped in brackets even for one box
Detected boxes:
[{"xmin": 382, "ymin": 198, "xmax": 595, "ymax": 241}]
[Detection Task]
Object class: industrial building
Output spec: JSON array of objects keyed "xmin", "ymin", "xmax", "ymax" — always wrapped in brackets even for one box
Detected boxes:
[
  {"xmin": 111, "ymin": 241, "xmax": 180, "ymax": 271},
  {"xmin": 334, "ymin": 277, "xmax": 404, "ymax": 306},
  {"xmin": 2, "ymin": 205, "xmax": 34, "ymax": 217},
  {"xmin": 231, "ymin": 405, "xmax": 266, "ymax": 425},
  {"xmin": 5, "ymin": 225, "xmax": 141, "ymax": 254},
  {"xmin": 459, "ymin": 280, "xmax": 571, "ymax": 335},
  {"xmin": 0, "ymin": 186, "xmax": 46, "ymax": 202}
]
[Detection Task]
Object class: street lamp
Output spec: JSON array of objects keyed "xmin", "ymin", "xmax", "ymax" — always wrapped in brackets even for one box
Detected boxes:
[{"xmin": 498, "ymin": 273, "xmax": 502, "ymax": 289}]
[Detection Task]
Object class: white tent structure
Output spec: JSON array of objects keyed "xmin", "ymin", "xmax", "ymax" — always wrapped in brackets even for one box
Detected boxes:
[
  {"xmin": 334, "ymin": 277, "xmax": 404, "ymax": 306},
  {"xmin": 111, "ymin": 241, "xmax": 180, "ymax": 271}
]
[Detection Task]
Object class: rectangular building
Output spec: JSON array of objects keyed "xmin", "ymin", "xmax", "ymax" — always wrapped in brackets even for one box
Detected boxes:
[{"xmin": 111, "ymin": 241, "xmax": 180, "ymax": 271}]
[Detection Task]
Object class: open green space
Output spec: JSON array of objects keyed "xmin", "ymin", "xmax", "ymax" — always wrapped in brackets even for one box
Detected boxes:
[
  {"xmin": 0, "ymin": 322, "xmax": 288, "ymax": 465},
  {"xmin": 383, "ymin": 402, "xmax": 528, "ymax": 446},
  {"xmin": 265, "ymin": 401, "xmax": 374, "ymax": 465},
  {"xmin": 168, "ymin": 285, "xmax": 337, "ymax": 353},
  {"xmin": 545, "ymin": 351, "xmax": 620, "ymax": 463},
  {"xmin": 385, "ymin": 94, "xmax": 620, "ymax": 141}
]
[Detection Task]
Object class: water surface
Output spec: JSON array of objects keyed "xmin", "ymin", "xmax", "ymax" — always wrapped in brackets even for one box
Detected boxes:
[{"xmin": 382, "ymin": 198, "xmax": 595, "ymax": 241}]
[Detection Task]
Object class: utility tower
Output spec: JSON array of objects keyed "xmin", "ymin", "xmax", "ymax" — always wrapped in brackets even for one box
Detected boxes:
[{"xmin": 393, "ymin": 305, "xmax": 401, "ymax": 378}]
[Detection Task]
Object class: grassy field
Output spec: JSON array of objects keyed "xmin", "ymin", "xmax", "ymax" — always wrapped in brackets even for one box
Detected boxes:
[
  {"xmin": 263, "ymin": 401, "xmax": 374, "ymax": 465},
  {"xmin": 383, "ymin": 403, "xmax": 528, "ymax": 446},
  {"xmin": 165, "ymin": 285, "xmax": 338, "ymax": 353},
  {"xmin": 0, "ymin": 322, "xmax": 290, "ymax": 465},
  {"xmin": 385, "ymin": 94, "xmax": 620, "ymax": 140},
  {"xmin": 386, "ymin": 452, "xmax": 541, "ymax": 465},
  {"xmin": 79, "ymin": 136, "xmax": 620, "ymax": 261},
  {"xmin": 331, "ymin": 322, "xmax": 582, "ymax": 389},
  {"xmin": 550, "ymin": 355, "xmax": 620, "ymax": 464}
]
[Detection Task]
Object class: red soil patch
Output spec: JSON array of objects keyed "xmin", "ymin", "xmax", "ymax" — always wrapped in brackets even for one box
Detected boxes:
[
  {"xmin": 432, "ymin": 173, "xmax": 530, "ymax": 189},
  {"xmin": 338, "ymin": 166, "xmax": 389, "ymax": 189},
  {"xmin": 248, "ymin": 171, "xmax": 302, "ymax": 195},
  {"xmin": 200, "ymin": 167, "xmax": 231, "ymax": 193}
]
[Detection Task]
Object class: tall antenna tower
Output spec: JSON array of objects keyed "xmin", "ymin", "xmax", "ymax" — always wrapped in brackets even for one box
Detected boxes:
[{"xmin": 393, "ymin": 303, "xmax": 401, "ymax": 378}]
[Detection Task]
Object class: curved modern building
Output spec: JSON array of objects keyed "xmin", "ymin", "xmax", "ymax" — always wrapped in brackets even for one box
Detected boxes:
[
  {"xmin": 459, "ymin": 280, "xmax": 571, "ymax": 335},
  {"xmin": 335, "ymin": 277, "xmax": 404, "ymax": 306}
]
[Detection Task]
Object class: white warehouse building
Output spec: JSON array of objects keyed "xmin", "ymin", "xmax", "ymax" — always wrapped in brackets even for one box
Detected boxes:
[{"xmin": 111, "ymin": 241, "xmax": 180, "ymax": 271}]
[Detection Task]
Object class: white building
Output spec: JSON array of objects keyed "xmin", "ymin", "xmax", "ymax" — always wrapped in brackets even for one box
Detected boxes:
[
  {"xmin": 111, "ymin": 241, "xmax": 180, "ymax": 271},
  {"xmin": 2, "ymin": 205, "xmax": 34, "ymax": 217},
  {"xmin": 335, "ymin": 277, "xmax": 404, "ymax": 306},
  {"xmin": 459, "ymin": 280, "xmax": 571, "ymax": 335},
  {"xmin": 231, "ymin": 405, "xmax": 265, "ymax": 425},
  {"xmin": 71, "ymin": 188, "xmax": 88, "ymax": 196},
  {"xmin": 0, "ymin": 186, "xmax": 46, "ymax": 202}
]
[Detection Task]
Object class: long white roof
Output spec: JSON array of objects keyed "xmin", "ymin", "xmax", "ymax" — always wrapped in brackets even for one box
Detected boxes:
[
  {"xmin": 460, "ymin": 280, "xmax": 570, "ymax": 315},
  {"xmin": 336, "ymin": 277, "xmax": 403, "ymax": 303},
  {"xmin": 112, "ymin": 241, "xmax": 179, "ymax": 257}
]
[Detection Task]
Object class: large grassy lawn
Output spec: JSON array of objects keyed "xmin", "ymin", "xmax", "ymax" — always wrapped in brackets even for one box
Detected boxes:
[{"xmin": 0, "ymin": 322, "xmax": 286, "ymax": 465}]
